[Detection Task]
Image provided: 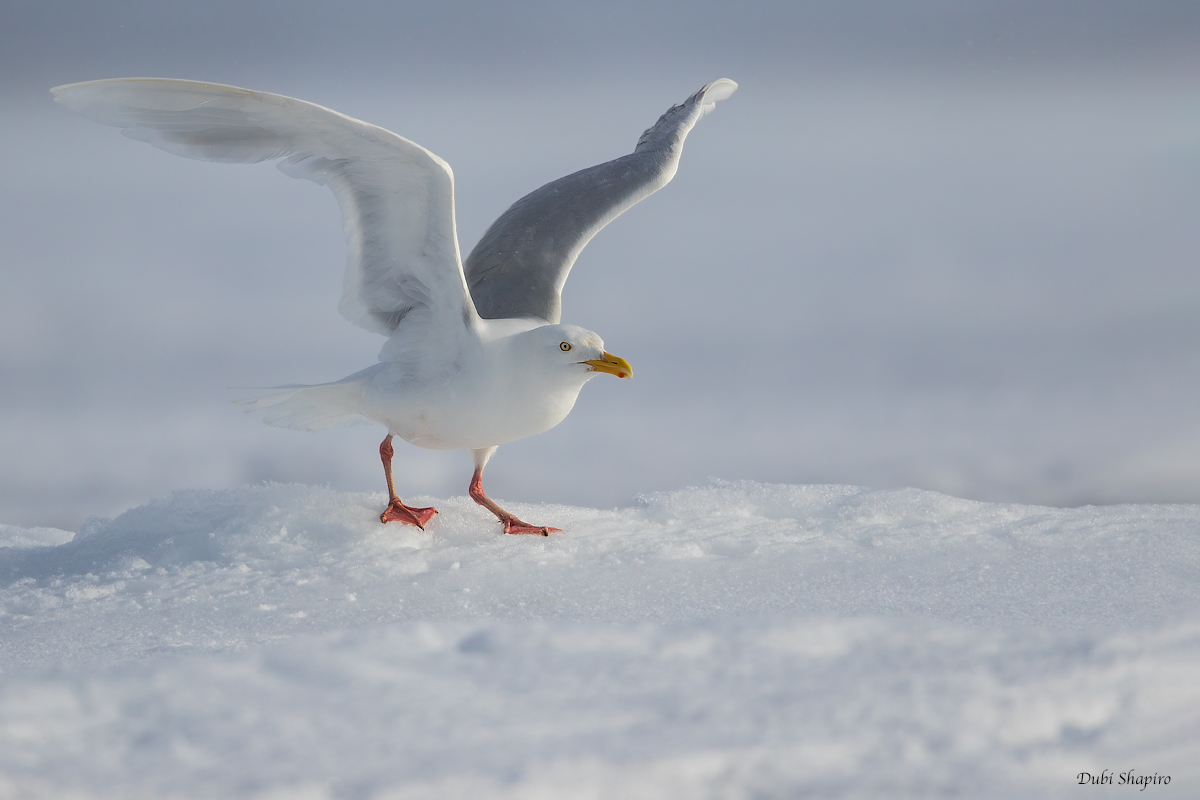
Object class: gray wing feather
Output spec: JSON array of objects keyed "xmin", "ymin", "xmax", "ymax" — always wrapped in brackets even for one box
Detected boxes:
[{"xmin": 464, "ymin": 79, "xmax": 737, "ymax": 322}]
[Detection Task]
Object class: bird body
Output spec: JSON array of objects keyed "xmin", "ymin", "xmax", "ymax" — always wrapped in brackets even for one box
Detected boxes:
[
  {"xmin": 356, "ymin": 323, "xmax": 609, "ymax": 452},
  {"xmin": 52, "ymin": 77, "xmax": 735, "ymax": 533}
]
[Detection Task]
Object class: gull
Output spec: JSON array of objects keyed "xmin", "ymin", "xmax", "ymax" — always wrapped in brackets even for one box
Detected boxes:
[{"xmin": 52, "ymin": 77, "xmax": 736, "ymax": 535}]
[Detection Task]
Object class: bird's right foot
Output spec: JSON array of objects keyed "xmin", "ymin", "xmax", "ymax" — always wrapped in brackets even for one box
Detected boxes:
[{"xmin": 380, "ymin": 499, "xmax": 438, "ymax": 529}]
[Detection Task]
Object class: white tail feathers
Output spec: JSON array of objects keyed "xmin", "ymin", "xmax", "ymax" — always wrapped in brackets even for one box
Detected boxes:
[{"xmin": 237, "ymin": 380, "xmax": 366, "ymax": 431}]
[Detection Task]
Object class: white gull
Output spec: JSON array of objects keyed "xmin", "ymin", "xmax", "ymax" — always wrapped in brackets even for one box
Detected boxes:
[{"xmin": 51, "ymin": 77, "xmax": 737, "ymax": 535}]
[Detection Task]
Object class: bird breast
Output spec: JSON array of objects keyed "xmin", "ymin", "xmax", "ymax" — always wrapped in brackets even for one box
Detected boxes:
[{"xmin": 360, "ymin": 354, "xmax": 586, "ymax": 451}]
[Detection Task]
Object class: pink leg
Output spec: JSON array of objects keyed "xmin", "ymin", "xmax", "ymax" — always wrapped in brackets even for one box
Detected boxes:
[
  {"xmin": 378, "ymin": 435, "xmax": 438, "ymax": 528},
  {"xmin": 468, "ymin": 467, "xmax": 561, "ymax": 536}
]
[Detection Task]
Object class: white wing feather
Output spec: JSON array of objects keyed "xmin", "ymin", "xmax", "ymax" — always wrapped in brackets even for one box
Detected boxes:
[{"xmin": 51, "ymin": 78, "xmax": 478, "ymax": 353}]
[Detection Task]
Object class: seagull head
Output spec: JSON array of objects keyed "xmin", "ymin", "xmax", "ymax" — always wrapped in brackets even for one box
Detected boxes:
[{"xmin": 523, "ymin": 324, "xmax": 633, "ymax": 383}]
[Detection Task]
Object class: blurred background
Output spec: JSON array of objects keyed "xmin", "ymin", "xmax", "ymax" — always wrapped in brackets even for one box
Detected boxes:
[{"xmin": 3, "ymin": 1, "xmax": 1199, "ymax": 530}]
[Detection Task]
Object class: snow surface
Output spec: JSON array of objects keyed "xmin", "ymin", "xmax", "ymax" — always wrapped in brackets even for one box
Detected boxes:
[{"xmin": 1, "ymin": 481, "xmax": 1197, "ymax": 798}]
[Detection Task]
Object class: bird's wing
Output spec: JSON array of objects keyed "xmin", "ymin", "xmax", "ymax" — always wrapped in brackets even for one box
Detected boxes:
[
  {"xmin": 52, "ymin": 78, "xmax": 476, "ymax": 344},
  {"xmin": 463, "ymin": 79, "xmax": 737, "ymax": 323}
]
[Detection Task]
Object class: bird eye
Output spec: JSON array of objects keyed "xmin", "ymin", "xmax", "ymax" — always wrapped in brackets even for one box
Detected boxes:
[{"xmin": 560, "ymin": 342, "xmax": 572, "ymax": 352}]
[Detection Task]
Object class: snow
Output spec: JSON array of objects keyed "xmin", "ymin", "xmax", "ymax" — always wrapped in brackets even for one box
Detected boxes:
[
  {"xmin": 0, "ymin": 525, "xmax": 73, "ymax": 550},
  {"xmin": 1, "ymin": 482, "xmax": 1197, "ymax": 797}
]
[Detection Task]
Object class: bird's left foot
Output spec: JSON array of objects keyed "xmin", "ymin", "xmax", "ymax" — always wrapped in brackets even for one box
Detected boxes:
[
  {"xmin": 380, "ymin": 499, "xmax": 438, "ymax": 529},
  {"xmin": 501, "ymin": 517, "xmax": 562, "ymax": 537},
  {"xmin": 468, "ymin": 465, "xmax": 561, "ymax": 536}
]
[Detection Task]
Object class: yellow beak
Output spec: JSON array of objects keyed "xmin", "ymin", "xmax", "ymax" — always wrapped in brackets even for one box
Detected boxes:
[{"xmin": 583, "ymin": 351, "xmax": 633, "ymax": 379}]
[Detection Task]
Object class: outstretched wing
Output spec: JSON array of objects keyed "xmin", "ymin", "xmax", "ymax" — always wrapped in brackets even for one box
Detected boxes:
[
  {"xmin": 464, "ymin": 79, "xmax": 737, "ymax": 323},
  {"xmin": 51, "ymin": 78, "xmax": 476, "ymax": 343}
]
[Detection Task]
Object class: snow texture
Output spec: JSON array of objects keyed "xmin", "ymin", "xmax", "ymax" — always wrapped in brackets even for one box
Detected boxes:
[{"xmin": 1, "ymin": 481, "xmax": 1197, "ymax": 798}]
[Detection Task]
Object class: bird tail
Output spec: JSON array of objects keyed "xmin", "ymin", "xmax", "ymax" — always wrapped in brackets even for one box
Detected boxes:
[{"xmin": 236, "ymin": 378, "xmax": 368, "ymax": 432}]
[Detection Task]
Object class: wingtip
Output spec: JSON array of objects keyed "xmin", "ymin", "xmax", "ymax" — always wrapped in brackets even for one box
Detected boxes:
[
  {"xmin": 49, "ymin": 80, "xmax": 102, "ymax": 111},
  {"xmin": 702, "ymin": 79, "xmax": 738, "ymax": 103},
  {"xmin": 49, "ymin": 82, "xmax": 78, "ymax": 101},
  {"xmin": 50, "ymin": 78, "xmax": 123, "ymax": 98},
  {"xmin": 49, "ymin": 78, "xmax": 121, "ymax": 109},
  {"xmin": 50, "ymin": 78, "xmax": 258, "ymax": 110}
]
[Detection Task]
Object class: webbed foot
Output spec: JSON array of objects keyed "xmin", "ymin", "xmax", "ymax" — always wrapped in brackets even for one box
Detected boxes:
[
  {"xmin": 380, "ymin": 499, "xmax": 438, "ymax": 529},
  {"xmin": 501, "ymin": 518, "xmax": 561, "ymax": 537}
]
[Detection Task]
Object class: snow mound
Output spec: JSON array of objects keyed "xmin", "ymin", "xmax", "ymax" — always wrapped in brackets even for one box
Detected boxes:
[
  {"xmin": 1, "ymin": 482, "xmax": 1197, "ymax": 798},
  {"xmin": 0, "ymin": 523, "xmax": 73, "ymax": 550}
]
